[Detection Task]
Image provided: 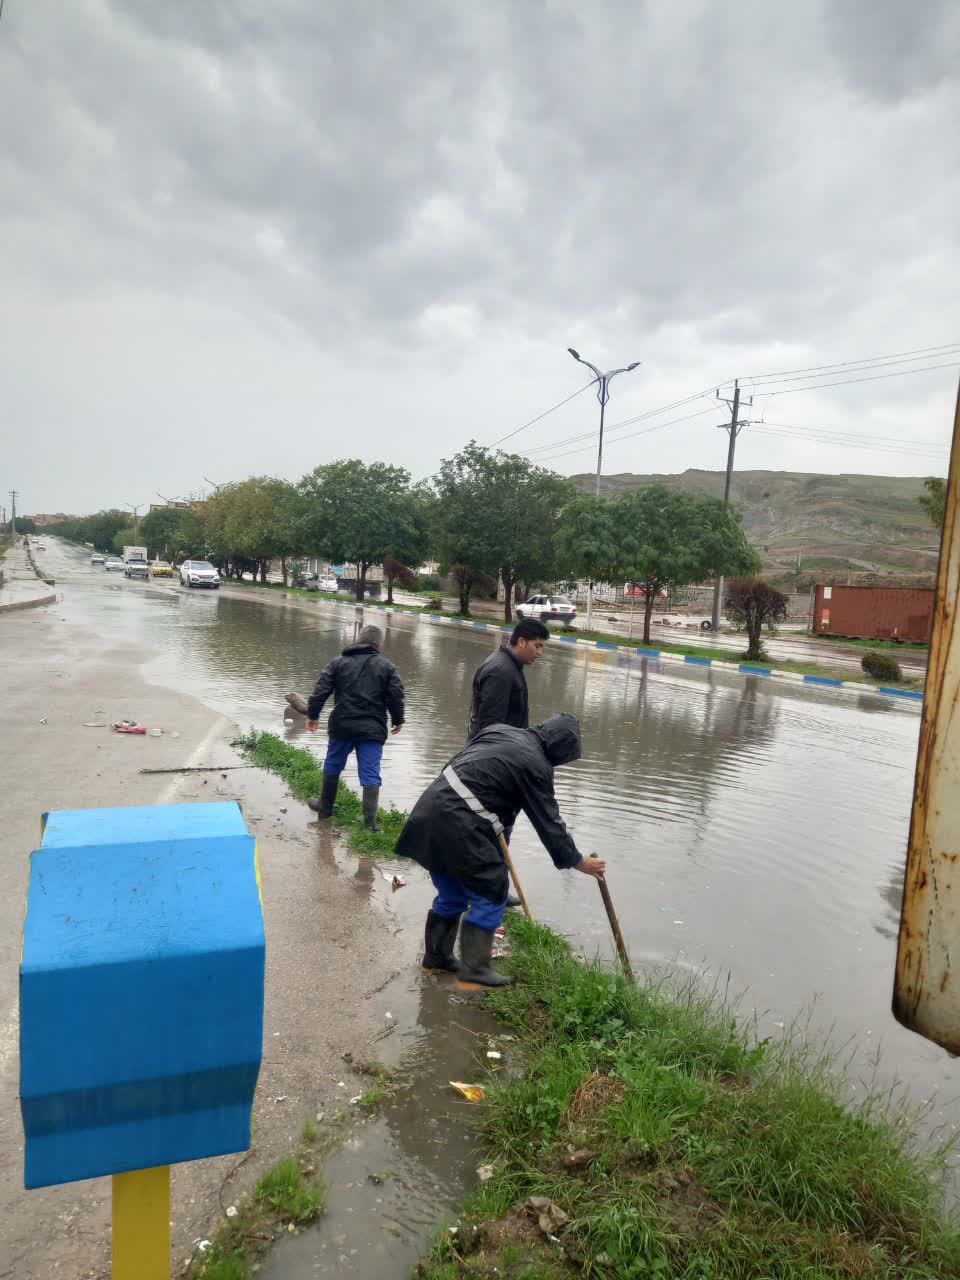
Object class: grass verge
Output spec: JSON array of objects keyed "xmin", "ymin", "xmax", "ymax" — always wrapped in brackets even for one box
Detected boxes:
[
  {"xmin": 189, "ymin": 1126, "xmax": 327, "ymax": 1280},
  {"xmin": 233, "ymin": 730, "xmax": 406, "ymax": 855},
  {"xmin": 416, "ymin": 916, "xmax": 959, "ymax": 1279},
  {"xmin": 557, "ymin": 626, "xmax": 925, "ymax": 691}
]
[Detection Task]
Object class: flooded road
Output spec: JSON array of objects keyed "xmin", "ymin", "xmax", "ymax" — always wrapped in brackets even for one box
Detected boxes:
[{"xmin": 43, "ymin": 542, "xmax": 958, "ymax": 1270}]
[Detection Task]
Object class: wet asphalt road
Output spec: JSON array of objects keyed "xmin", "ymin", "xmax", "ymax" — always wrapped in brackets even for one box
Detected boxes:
[{"xmin": 38, "ymin": 542, "xmax": 959, "ymax": 1269}]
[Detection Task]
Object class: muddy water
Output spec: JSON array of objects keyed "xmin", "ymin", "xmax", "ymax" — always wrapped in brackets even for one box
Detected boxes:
[{"xmin": 47, "ymin": 544, "xmax": 958, "ymax": 1272}]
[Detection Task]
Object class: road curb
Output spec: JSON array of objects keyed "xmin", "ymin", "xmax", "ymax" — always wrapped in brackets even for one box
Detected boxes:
[
  {"xmin": 345, "ymin": 599, "xmax": 926, "ymax": 709},
  {"xmin": 0, "ymin": 588, "xmax": 57, "ymax": 614}
]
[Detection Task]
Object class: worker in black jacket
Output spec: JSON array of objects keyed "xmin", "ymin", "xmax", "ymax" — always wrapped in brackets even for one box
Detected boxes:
[
  {"xmin": 467, "ymin": 617, "xmax": 550, "ymax": 741},
  {"xmin": 396, "ymin": 714, "xmax": 606, "ymax": 986},
  {"xmin": 306, "ymin": 624, "xmax": 404, "ymax": 830}
]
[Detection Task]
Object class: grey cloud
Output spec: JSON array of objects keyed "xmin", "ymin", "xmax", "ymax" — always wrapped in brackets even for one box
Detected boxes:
[{"xmin": 0, "ymin": 0, "xmax": 957, "ymax": 511}]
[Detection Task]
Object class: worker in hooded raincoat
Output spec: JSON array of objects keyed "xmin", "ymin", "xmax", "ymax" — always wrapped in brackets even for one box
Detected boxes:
[{"xmin": 395, "ymin": 713, "xmax": 606, "ymax": 986}]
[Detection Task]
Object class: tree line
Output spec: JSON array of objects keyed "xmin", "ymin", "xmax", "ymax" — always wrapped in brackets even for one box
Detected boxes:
[{"xmin": 47, "ymin": 442, "xmax": 761, "ymax": 638}]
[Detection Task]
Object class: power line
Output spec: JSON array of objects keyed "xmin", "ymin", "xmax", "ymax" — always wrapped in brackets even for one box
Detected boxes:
[
  {"xmin": 520, "ymin": 387, "xmax": 718, "ymax": 457},
  {"xmin": 489, "ymin": 379, "xmax": 595, "ymax": 447},
  {"xmin": 740, "ymin": 341, "xmax": 960, "ymax": 384},
  {"xmin": 755, "ymin": 359, "xmax": 960, "ymax": 398},
  {"xmin": 760, "ymin": 419, "xmax": 945, "ymax": 447},
  {"xmin": 527, "ymin": 405, "xmax": 719, "ymax": 465},
  {"xmin": 751, "ymin": 425, "xmax": 945, "ymax": 459}
]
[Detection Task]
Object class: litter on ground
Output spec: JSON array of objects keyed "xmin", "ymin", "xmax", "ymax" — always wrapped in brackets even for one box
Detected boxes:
[{"xmin": 449, "ymin": 1081, "xmax": 486, "ymax": 1103}]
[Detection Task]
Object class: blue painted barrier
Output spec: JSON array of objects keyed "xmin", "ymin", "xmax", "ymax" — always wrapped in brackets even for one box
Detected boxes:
[
  {"xmin": 878, "ymin": 686, "xmax": 925, "ymax": 700},
  {"xmin": 739, "ymin": 664, "xmax": 772, "ymax": 676},
  {"xmin": 684, "ymin": 655, "xmax": 713, "ymax": 666},
  {"xmin": 20, "ymin": 802, "xmax": 265, "ymax": 1189},
  {"xmin": 635, "ymin": 647, "xmax": 662, "ymax": 657},
  {"xmin": 803, "ymin": 674, "xmax": 843, "ymax": 687},
  {"xmin": 595, "ymin": 641, "xmax": 618, "ymax": 650}
]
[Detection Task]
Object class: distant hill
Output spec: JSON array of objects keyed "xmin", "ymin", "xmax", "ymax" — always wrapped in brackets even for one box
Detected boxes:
[{"xmin": 568, "ymin": 468, "xmax": 941, "ymax": 586}]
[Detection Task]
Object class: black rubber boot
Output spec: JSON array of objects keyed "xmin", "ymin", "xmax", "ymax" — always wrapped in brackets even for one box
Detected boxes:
[
  {"xmin": 422, "ymin": 910, "xmax": 462, "ymax": 974},
  {"xmin": 459, "ymin": 922, "xmax": 511, "ymax": 987},
  {"xmin": 307, "ymin": 772, "xmax": 339, "ymax": 818},
  {"xmin": 362, "ymin": 785, "xmax": 381, "ymax": 831}
]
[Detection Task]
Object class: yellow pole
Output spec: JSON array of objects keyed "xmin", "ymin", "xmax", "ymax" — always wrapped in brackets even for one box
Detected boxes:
[{"xmin": 112, "ymin": 1165, "xmax": 170, "ymax": 1280}]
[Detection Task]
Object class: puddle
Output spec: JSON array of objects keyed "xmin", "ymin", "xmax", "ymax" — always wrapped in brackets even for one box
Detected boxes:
[{"xmin": 260, "ymin": 974, "xmax": 504, "ymax": 1278}]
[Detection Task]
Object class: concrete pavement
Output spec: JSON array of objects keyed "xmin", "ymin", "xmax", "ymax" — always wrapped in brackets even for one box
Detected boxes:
[{"xmin": 0, "ymin": 598, "xmax": 401, "ymax": 1279}]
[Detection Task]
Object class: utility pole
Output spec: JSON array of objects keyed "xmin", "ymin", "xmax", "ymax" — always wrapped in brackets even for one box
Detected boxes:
[
  {"xmin": 9, "ymin": 490, "xmax": 18, "ymax": 541},
  {"xmin": 567, "ymin": 348, "xmax": 641, "ymax": 630},
  {"xmin": 709, "ymin": 382, "xmax": 751, "ymax": 633}
]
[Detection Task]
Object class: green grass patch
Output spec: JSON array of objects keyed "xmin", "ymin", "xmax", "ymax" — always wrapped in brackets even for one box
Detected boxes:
[
  {"xmin": 556, "ymin": 626, "xmax": 925, "ymax": 690},
  {"xmin": 415, "ymin": 917, "xmax": 960, "ymax": 1279},
  {"xmin": 817, "ymin": 633, "xmax": 929, "ymax": 653},
  {"xmin": 233, "ymin": 730, "xmax": 407, "ymax": 856},
  {"xmin": 190, "ymin": 1134, "xmax": 326, "ymax": 1279}
]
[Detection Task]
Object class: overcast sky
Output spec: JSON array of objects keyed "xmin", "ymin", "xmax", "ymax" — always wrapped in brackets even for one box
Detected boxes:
[{"xmin": 1, "ymin": 0, "xmax": 958, "ymax": 517}]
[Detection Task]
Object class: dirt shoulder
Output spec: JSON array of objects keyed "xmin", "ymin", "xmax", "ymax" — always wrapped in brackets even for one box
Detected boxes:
[{"xmin": 0, "ymin": 603, "xmax": 399, "ymax": 1279}]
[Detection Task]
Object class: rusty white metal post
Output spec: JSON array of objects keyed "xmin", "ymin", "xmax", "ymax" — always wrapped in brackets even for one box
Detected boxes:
[{"xmin": 893, "ymin": 378, "xmax": 960, "ymax": 1053}]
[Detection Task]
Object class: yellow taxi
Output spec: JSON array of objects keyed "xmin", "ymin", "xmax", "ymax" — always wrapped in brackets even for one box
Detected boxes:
[{"xmin": 150, "ymin": 560, "xmax": 173, "ymax": 578}]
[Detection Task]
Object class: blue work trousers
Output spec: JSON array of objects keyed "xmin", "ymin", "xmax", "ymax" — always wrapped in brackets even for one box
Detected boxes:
[
  {"xmin": 323, "ymin": 738, "xmax": 383, "ymax": 787},
  {"xmin": 430, "ymin": 871, "xmax": 507, "ymax": 931}
]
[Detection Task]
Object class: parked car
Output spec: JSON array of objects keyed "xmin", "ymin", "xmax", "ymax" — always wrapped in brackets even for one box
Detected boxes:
[
  {"xmin": 179, "ymin": 559, "xmax": 221, "ymax": 589},
  {"xmin": 296, "ymin": 571, "xmax": 319, "ymax": 590},
  {"xmin": 124, "ymin": 559, "xmax": 149, "ymax": 580},
  {"xmin": 516, "ymin": 595, "xmax": 577, "ymax": 625},
  {"xmin": 150, "ymin": 560, "xmax": 173, "ymax": 577},
  {"xmin": 91, "ymin": 553, "xmax": 105, "ymax": 564},
  {"xmin": 104, "ymin": 557, "xmax": 124, "ymax": 572},
  {"xmin": 318, "ymin": 575, "xmax": 339, "ymax": 592}
]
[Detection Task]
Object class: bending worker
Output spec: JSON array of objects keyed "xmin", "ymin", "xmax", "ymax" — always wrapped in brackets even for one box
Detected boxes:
[
  {"xmin": 467, "ymin": 617, "xmax": 550, "ymax": 740},
  {"xmin": 306, "ymin": 623, "xmax": 404, "ymax": 830},
  {"xmin": 396, "ymin": 713, "xmax": 606, "ymax": 986}
]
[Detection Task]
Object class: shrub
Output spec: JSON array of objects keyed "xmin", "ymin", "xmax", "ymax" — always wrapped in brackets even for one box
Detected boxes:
[
  {"xmin": 424, "ymin": 596, "xmax": 444, "ymax": 611},
  {"xmin": 418, "ymin": 573, "xmax": 441, "ymax": 592},
  {"xmin": 862, "ymin": 650, "xmax": 903, "ymax": 682}
]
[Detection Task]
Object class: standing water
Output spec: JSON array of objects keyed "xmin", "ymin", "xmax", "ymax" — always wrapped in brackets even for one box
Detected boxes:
[{"xmin": 48, "ymin": 545, "xmax": 958, "ymax": 1271}]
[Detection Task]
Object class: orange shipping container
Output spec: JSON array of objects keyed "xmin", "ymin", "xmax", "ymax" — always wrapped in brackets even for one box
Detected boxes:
[{"xmin": 812, "ymin": 584, "xmax": 934, "ymax": 643}]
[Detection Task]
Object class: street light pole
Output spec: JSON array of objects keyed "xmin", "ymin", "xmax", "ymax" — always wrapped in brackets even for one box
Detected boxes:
[
  {"xmin": 124, "ymin": 502, "xmax": 142, "ymax": 541},
  {"xmin": 567, "ymin": 349, "xmax": 641, "ymax": 630}
]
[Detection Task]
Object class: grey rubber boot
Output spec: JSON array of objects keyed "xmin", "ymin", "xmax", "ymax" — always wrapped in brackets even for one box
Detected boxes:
[
  {"xmin": 459, "ymin": 922, "xmax": 511, "ymax": 987},
  {"xmin": 505, "ymin": 894, "xmax": 521, "ymax": 909},
  {"xmin": 362, "ymin": 785, "xmax": 381, "ymax": 831},
  {"xmin": 307, "ymin": 772, "xmax": 339, "ymax": 818},
  {"xmin": 422, "ymin": 910, "xmax": 462, "ymax": 973}
]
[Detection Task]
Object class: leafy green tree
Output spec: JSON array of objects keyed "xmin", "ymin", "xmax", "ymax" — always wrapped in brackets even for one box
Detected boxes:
[
  {"xmin": 111, "ymin": 525, "xmax": 140, "ymax": 555},
  {"xmin": 724, "ymin": 576, "xmax": 790, "ymax": 660},
  {"xmin": 919, "ymin": 477, "xmax": 946, "ymax": 530},
  {"xmin": 559, "ymin": 485, "xmax": 760, "ymax": 643},
  {"xmin": 295, "ymin": 460, "xmax": 415, "ymax": 601},
  {"xmin": 139, "ymin": 506, "xmax": 200, "ymax": 562},
  {"xmin": 203, "ymin": 477, "xmax": 299, "ymax": 584},
  {"xmin": 431, "ymin": 443, "xmax": 502, "ymax": 614}
]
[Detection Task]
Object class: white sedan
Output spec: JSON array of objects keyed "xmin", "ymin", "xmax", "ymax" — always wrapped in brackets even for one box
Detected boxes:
[
  {"xmin": 104, "ymin": 557, "xmax": 124, "ymax": 572},
  {"xmin": 516, "ymin": 595, "xmax": 577, "ymax": 625}
]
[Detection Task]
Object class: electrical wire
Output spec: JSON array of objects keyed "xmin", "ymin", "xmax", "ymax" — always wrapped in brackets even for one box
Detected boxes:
[
  {"xmin": 739, "ymin": 342, "xmax": 960, "ymax": 384},
  {"xmin": 759, "ymin": 420, "xmax": 945, "ymax": 447},
  {"xmin": 520, "ymin": 386, "xmax": 719, "ymax": 457},
  {"xmin": 752, "ymin": 359, "xmax": 960, "ymax": 398},
  {"xmin": 488, "ymin": 379, "xmax": 595, "ymax": 447},
  {"xmin": 526, "ymin": 405, "xmax": 718, "ymax": 465}
]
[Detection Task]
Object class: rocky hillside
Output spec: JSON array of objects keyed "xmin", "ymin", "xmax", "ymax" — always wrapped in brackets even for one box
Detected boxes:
[{"xmin": 569, "ymin": 468, "xmax": 941, "ymax": 586}]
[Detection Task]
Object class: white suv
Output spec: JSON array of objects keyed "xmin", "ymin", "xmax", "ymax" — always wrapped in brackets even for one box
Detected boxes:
[
  {"xmin": 179, "ymin": 559, "xmax": 221, "ymax": 589},
  {"xmin": 516, "ymin": 595, "xmax": 577, "ymax": 625}
]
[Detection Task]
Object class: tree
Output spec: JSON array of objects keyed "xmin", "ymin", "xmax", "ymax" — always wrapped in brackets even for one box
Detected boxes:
[
  {"xmin": 431, "ymin": 442, "xmax": 572, "ymax": 618},
  {"xmin": 295, "ymin": 460, "xmax": 415, "ymax": 601},
  {"xmin": 111, "ymin": 525, "xmax": 139, "ymax": 555},
  {"xmin": 724, "ymin": 576, "xmax": 789, "ymax": 660},
  {"xmin": 490, "ymin": 453, "xmax": 574, "ymax": 622},
  {"xmin": 919, "ymin": 477, "xmax": 946, "ymax": 530},
  {"xmin": 200, "ymin": 477, "xmax": 299, "ymax": 584},
  {"xmin": 139, "ymin": 506, "xmax": 201, "ymax": 562},
  {"xmin": 558, "ymin": 485, "xmax": 760, "ymax": 643},
  {"xmin": 383, "ymin": 557, "xmax": 419, "ymax": 604},
  {"xmin": 432, "ymin": 443, "xmax": 502, "ymax": 614}
]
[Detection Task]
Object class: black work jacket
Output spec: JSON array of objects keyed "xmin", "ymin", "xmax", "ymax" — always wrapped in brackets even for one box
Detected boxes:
[
  {"xmin": 307, "ymin": 643, "xmax": 405, "ymax": 743},
  {"xmin": 395, "ymin": 724, "xmax": 582, "ymax": 901},
  {"xmin": 467, "ymin": 646, "xmax": 528, "ymax": 741}
]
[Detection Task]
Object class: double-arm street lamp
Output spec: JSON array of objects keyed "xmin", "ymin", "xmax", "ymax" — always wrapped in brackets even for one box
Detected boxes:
[{"xmin": 567, "ymin": 348, "xmax": 641, "ymax": 628}]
